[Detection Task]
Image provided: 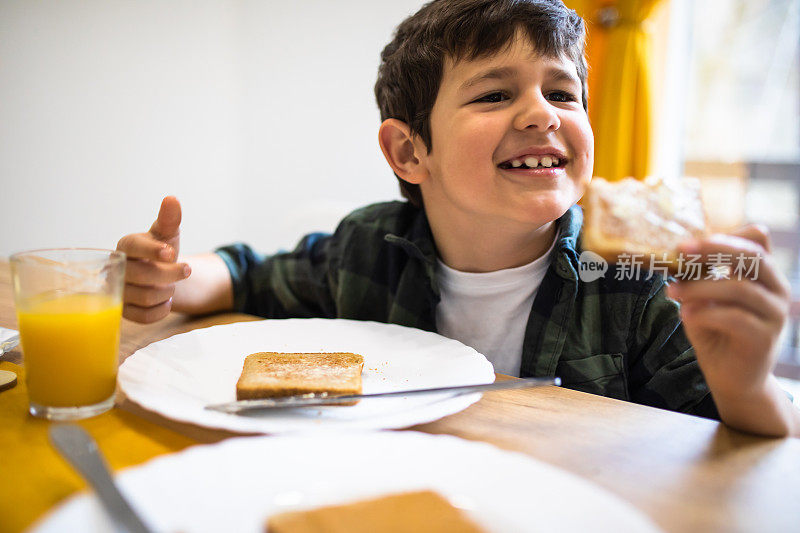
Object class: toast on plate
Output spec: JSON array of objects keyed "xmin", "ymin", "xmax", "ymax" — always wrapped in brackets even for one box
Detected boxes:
[
  {"xmin": 265, "ymin": 490, "xmax": 486, "ymax": 533},
  {"xmin": 236, "ymin": 352, "xmax": 364, "ymax": 401}
]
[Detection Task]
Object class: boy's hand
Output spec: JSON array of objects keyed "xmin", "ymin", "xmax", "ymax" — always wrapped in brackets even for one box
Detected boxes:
[
  {"xmin": 666, "ymin": 226, "xmax": 798, "ymax": 436},
  {"xmin": 667, "ymin": 226, "xmax": 790, "ymax": 396},
  {"xmin": 116, "ymin": 196, "xmax": 192, "ymax": 323}
]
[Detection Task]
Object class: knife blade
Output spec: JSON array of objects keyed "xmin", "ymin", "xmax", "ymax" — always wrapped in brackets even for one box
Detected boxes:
[
  {"xmin": 205, "ymin": 376, "xmax": 560, "ymax": 414},
  {"xmin": 49, "ymin": 424, "xmax": 154, "ymax": 533}
]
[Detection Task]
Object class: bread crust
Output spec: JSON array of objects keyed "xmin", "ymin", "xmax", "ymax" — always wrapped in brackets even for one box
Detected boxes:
[{"xmin": 236, "ymin": 352, "xmax": 364, "ymax": 401}]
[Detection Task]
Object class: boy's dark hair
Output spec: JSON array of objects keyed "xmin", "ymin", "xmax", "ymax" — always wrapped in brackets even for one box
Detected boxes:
[{"xmin": 375, "ymin": 0, "xmax": 587, "ymax": 207}]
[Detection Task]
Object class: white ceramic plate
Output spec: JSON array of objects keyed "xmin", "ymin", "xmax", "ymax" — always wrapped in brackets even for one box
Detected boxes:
[
  {"xmin": 118, "ymin": 319, "xmax": 495, "ymax": 433},
  {"xmin": 0, "ymin": 327, "xmax": 19, "ymax": 355},
  {"xmin": 33, "ymin": 431, "xmax": 661, "ymax": 533}
]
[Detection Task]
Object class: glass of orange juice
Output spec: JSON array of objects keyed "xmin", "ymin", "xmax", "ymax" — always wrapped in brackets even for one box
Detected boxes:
[{"xmin": 10, "ymin": 248, "xmax": 125, "ymax": 420}]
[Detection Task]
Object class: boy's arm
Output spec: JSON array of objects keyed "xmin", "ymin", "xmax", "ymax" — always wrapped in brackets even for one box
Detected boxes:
[
  {"xmin": 214, "ymin": 234, "xmax": 338, "ymax": 319},
  {"xmin": 171, "ymin": 253, "xmax": 233, "ymax": 316},
  {"xmin": 666, "ymin": 227, "xmax": 800, "ymax": 438},
  {"xmin": 117, "ymin": 197, "xmax": 339, "ymax": 322},
  {"xmin": 116, "ymin": 197, "xmax": 233, "ymax": 322},
  {"xmin": 703, "ymin": 375, "xmax": 799, "ymax": 438}
]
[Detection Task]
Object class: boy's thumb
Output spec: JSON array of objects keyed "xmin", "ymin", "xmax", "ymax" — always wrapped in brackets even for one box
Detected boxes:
[{"xmin": 150, "ymin": 196, "xmax": 182, "ymax": 240}]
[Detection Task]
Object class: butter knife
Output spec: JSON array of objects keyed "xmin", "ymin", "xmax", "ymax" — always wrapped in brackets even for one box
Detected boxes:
[
  {"xmin": 49, "ymin": 424, "xmax": 154, "ymax": 533},
  {"xmin": 206, "ymin": 376, "xmax": 560, "ymax": 414}
]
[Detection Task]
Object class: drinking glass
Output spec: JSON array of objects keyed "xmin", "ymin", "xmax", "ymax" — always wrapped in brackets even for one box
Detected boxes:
[{"xmin": 10, "ymin": 249, "xmax": 125, "ymax": 419}]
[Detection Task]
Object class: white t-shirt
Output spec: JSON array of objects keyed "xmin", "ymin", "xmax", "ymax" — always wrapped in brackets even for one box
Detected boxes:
[{"xmin": 435, "ymin": 234, "xmax": 558, "ymax": 376}]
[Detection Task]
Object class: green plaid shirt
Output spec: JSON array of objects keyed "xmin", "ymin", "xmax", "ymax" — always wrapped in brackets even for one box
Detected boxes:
[{"xmin": 217, "ymin": 201, "xmax": 719, "ymax": 419}]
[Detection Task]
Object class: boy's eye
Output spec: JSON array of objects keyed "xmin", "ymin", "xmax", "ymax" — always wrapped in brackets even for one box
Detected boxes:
[
  {"xmin": 547, "ymin": 91, "xmax": 578, "ymax": 103},
  {"xmin": 473, "ymin": 92, "xmax": 509, "ymax": 104}
]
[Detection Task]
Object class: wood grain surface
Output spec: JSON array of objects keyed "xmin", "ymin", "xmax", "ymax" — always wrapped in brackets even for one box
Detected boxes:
[{"xmin": 1, "ymin": 261, "xmax": 798, "ymax": 532}]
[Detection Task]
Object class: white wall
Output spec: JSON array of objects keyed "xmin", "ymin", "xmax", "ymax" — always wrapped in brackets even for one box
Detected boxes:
[{"xmin": 0, "ymin": 0, "xmax": 424, "ymax": 257}]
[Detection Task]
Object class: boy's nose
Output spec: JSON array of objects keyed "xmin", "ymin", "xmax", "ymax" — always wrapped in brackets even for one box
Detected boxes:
[{"xmin": 513, "ymin": 93, "xmax": 560, "ymax": 132}]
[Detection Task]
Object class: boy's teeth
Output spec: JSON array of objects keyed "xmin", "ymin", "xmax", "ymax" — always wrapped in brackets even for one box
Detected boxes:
[
  {"xmin": 502, "ymin": 156, "xmax": 562, "ymax": 169},
  {"xmin": 524, "ymin": 156, "xmax": 539, "ymax": 168}
]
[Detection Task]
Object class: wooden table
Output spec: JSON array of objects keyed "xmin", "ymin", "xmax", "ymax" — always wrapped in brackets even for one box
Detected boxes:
[{"xmin": 2, "ymin": 262, "xmax": 799, "ymax": 532}]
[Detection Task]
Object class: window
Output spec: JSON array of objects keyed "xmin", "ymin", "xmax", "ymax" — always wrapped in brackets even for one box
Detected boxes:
[{"xmin": 680, "ymin": 0, "xmax": 800, "ymax": 373}]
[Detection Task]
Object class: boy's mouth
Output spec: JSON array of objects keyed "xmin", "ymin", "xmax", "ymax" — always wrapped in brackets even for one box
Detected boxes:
[{"xmin": 498, "ymin": 155, "xmax": 567, "ymax": 170}]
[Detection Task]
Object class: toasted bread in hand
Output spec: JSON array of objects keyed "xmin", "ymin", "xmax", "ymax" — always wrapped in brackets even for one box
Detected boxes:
[
  {"xmin": 266, "ymin": 490, "xmax": 486, "ymax": 533},
  {"xmin": 236, "ymin": 352, "xmax": 364, "ymax": 401},
  {"xmin": 582, "ymin": 176, "xmax": 708, "ymax": 272}
]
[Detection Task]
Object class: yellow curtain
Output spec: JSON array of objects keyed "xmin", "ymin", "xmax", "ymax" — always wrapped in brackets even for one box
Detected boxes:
[{"xmin": 566, "ymin": 0, "xmax": 664, "ymax": 181}]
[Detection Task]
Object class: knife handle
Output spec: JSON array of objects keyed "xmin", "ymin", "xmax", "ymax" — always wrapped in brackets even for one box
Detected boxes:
[{"xmin": 49, "ymin": 424, "xmax": 153, "ymax": 533}]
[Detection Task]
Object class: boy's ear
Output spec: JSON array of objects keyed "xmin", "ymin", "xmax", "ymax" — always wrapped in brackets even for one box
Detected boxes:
[{"xmin": 378, "ymin": 119, "xmax": 430, "ymax": 185}]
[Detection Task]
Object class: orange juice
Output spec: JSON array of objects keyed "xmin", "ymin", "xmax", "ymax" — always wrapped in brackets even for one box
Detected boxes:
[{"xmin": 17, "ymin": 293, "xmax": 122, "ymax": 407}]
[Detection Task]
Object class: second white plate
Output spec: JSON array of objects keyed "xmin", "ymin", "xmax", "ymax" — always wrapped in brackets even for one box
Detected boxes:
[{"xmin": 33, "ymin": 431, "xmax": 661, "ymax": 533}]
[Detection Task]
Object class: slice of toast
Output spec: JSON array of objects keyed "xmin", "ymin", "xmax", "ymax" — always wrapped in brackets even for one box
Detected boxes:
[
  {"xmin": 236, "ymin": 352, "xmax": 364, "ymax": 401},
  {"xmin": 582, "ymin": 176, "xmax": 708, "ymax": 272},
  {"xmin": 266, "ymin": 490, "xmax": 486, "ymax": 533}
]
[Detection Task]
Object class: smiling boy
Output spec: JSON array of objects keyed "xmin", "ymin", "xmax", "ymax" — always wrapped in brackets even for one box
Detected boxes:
[{"xmin": 117, "ymin": 0, "xmax": 799, "ymax": 437}]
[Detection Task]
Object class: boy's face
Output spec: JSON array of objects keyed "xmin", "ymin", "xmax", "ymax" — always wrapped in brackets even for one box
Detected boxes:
[{"xmin": 416, "ymin": 33, "xmax": 593, "ymax": 233}]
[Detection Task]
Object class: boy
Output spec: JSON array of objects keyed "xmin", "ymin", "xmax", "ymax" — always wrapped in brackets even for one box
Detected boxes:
[{"xmin": 117, "ymin": 0, "xmax": 798, "ymax": 437}]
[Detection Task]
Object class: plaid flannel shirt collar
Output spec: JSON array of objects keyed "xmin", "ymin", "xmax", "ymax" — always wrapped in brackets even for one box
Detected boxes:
[
  {"xmin": 383, "ymin": 204, "xmax": 584, "ymax": 280},
  {"xmin": 552, "ymin": 205, "xmax": 582, "ymax": 282}
]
